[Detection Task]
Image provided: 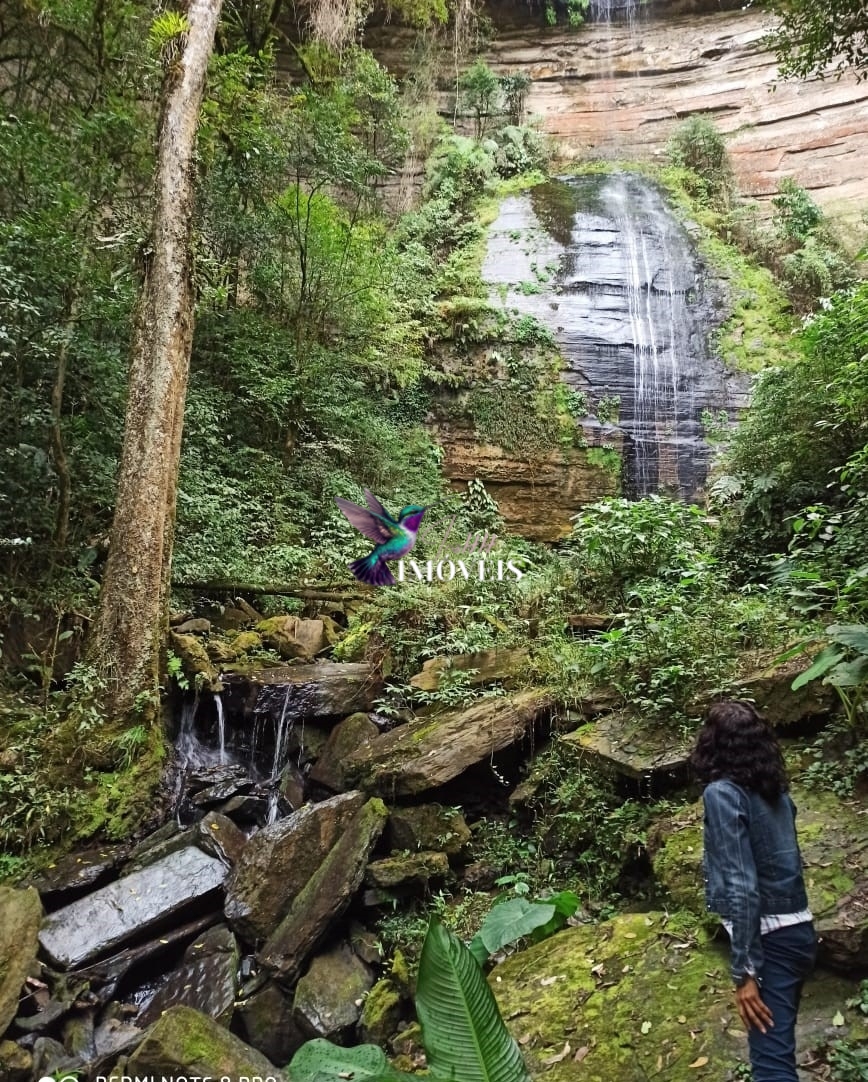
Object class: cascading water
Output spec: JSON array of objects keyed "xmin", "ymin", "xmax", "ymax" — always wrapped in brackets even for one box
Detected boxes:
[{"xmin": 482, "ymin": 171, "xmax": 748, "ymax": 496}]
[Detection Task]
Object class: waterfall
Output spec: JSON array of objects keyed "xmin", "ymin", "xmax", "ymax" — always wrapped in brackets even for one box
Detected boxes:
[
  {"xmin": 215, "ymin": 694, "xmax": 226, "ymax": 764},
  {"xmin": 176, "ymin": 698, "xmax": 199, "ymax": 765},
  {"xmin": 588, "ymin": 0, "xmax": 640, "ymax": 22},
  {"xmin": 271, "ymin": 687, "xmax": 294, "ymax": 781},
  {"xmin": 482, "ymin": 171, "xmax": 743, "ymax": 497}
]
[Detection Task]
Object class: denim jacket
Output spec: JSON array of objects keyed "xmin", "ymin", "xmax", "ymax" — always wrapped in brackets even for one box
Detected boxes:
[{"xmin": 702, "ymin": 778, "xmax": 809, "ymax": 983}]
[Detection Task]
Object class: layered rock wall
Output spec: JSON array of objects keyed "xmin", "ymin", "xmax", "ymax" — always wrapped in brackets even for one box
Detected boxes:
[{"xmin": 483, "ymin": 8, "xmax": 868, "ymax": 220}]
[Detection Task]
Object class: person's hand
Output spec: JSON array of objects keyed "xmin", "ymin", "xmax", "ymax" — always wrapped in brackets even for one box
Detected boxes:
[{"xmin": 735, "ymin": 977, "xmax": 774, "ymax": 1034}]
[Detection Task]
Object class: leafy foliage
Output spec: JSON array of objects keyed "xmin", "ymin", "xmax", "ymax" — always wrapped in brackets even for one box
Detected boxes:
[
  {"xmin": 763, "ymin": 0, "xmax": 868, "ymax": 81},
  {"xmin": 288, "ymin": 918, "xmax": 531, "ymax": 1082}
]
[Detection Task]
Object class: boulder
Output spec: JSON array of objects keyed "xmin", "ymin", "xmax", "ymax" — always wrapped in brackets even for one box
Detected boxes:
[
  {"xmin": 174, "ymin": 618, "xmax": 212, "ymax": 635},
  {"xmin": 235, "ymin": 980, "xmax": 305, "ymax": 1065},
  {"xmin": 0, "ymin": 1039, "xmax": 32, "ymax": 1082},
  {"xmin": 309, "ymin": 713, "xmax": 379, "ymax": 791},
  {"xmin": 564, "ymin": 713, "xmax": 692, "ymax": 786},
  {"xmin": 229, "ymin": 662, "xmax": 382, "ymax": 720},
  {"xmin": 365, "ymin": 851, "xmax": 450, "ymax": 889},
  {"xmin": 258, "ymin": 798, "xmax": 388, "ymax": 983},
  {"xmin": 169, "ymin": 632, "xmax": 220, "ymax": 690},
  {"xmin": 648, "ymin": 786, "xmax": 868, "ymax": 969},
  {"xmin": 125, "ymin": 1005, "xmax": 283, "ymax": 1082},
  {"xmin": 31, "ymin": 845, "xmax": 124, "ymax": 905},
  {"xmin": 0, "ymin": 886, "xmax": 42, "ymax": 1034},
  {"xmin": 137, "ymin": 924, "xmax": 239, "ymax": 1028},
  {"xmin": 257, "ymin": 616, "xmax": 328, "ymax": 660},
  {"xmin": 388, "ymin": 803, "xmax": 471, "ymax": 857},
  {"xmin": 230, "ymin": 630, "xmax": 264, "ymax": 655},
  {"xmin": 224, "ymin": 791, "xmax": 366, "ymax": 942},
  {"xmin": 489, "ymin": 911, "xmax": 865, "ymax": 1082},
  {"xmin": 344, "ymin": 690, "xmax": 553, "ymax": 796},
  {"xmin": 195, "ymin": 811, "xmax": 247, "ymax": 866},
  {"xmin": 731, "ymin": 657, "xmax": 837, "ymax": 726},
  {"xmin": 38, "ymin": 847, "xmax": 226, "ymax": 969},
  {"xmin": 408, "ymin": 647, "xmax": 528, "ymax": 691},
  {"xmin": 206, "ymin": 639, "xmax": 238, "ymax": 665},
  {"xmin": 292, "ymin": 944, "xmax": 374, "ymax": 1040}
]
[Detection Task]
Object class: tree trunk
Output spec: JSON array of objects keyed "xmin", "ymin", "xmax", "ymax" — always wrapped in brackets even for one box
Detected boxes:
[{"xmin": 89, "ymin": 0, "xmax": 223, "ymax": 720}]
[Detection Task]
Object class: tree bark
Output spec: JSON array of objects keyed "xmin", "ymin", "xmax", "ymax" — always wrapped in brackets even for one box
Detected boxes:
[{"xmin": 89, "ymin": 0, "xmax": 223, "ymax": 719}]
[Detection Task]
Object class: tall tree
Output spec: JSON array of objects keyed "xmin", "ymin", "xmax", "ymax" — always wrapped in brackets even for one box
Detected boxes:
[{"xmin": 89, "ymin": 0, "xmax": 223, "ymax": 718}]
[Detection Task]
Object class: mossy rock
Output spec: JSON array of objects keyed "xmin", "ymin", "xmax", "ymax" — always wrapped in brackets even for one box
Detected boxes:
[
  {"xmin": 124, "ymin": 1005, "xmax": 283, "ymax": 1081},
  {"xmin": 388, "ymin": 803, "xmax": 472, "ymax": 858},
  {"xmin": 257, "ymin": 616, "xmax": 327, "ymax": 660},
  {"xmin": 169, "ymin": 632, "xmax": 220, "ymax": 690},
  {"xmin": 490, "ymin": 911, "xmax": 864, "ymax": 1082},
  {"xmin": 293, "ymin": 943, "xmax": 373, "ymax": 1040},
  {"xmin": 0, "ymin": 886, "xmax": 42, "ymax": 1034},
  {"xmin": 648, "ymin": 786, "xmax": 868, "ymax": 968},
  {"xmin": 230, "ymin": 630, "xmax": 265, "ymax": 655},
  {"xmin": 564, "ymin": 713, "xmax": 691, "ymax": 784},
  {"xmin": 360, "ymin": 978, "xmax": 403, "ymax": 1046},
  {"xmin": 365, "ymin": 850, "xmax": 450, "ymax": 889}
]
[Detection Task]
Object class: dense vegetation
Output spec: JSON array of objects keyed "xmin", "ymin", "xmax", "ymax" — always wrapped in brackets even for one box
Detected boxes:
[{"xmin": 1, "ymin": 3, "xmax": 867, "ymax": 1077}]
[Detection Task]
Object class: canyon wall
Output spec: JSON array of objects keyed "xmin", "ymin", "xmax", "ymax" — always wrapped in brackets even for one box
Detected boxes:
[{"xmin": 482, "ymin": 6, "xmax": 868, "ymax": 222}]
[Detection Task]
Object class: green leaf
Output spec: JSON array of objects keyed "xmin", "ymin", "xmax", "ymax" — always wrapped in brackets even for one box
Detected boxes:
[
  {"xmin": 826, "ymin": 657, "xmax": 868, "ymax": 688},
  {"xmin": 287, "ymin": 1039, "xmax": 415, "ymax": 1081},
  {"xmin": 416, "ymin": 918, "xmax": 532, "ymax": 1082},
  {"xmin": 791, "ymin": 646, "xmax": 845, "ymax": 690},
  {"xmin": 827, "ymin": 624, "xmax": 868, "ymax": 655},
  {"xmin": 479, "ymin": 897, "xmax": 556, "ymax": 956}
]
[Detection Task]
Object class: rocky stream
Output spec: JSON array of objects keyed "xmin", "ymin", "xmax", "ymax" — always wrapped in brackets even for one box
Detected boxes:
[{"xmin": 1, "ymin": 607, "xmax": 867, "ymax": 1082}]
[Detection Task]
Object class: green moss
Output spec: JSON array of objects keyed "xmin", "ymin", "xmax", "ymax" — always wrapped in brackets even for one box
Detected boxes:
[{"xmin": 586, "ymin": 447, "xmax": 622, "ymax": 488}]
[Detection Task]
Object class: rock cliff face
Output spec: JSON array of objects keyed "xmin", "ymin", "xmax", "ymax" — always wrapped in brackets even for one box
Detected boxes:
[{"xmin": 482, "ymin": 7, "xmax": 868, "ymax": 220}]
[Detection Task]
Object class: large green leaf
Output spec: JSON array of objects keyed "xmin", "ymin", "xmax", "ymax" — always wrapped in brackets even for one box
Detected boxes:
[
  {"xmin": 287, "ymin": 1039, "xmax": 415, "ymax": 1082},
  {"xmin": 827, "ymin": 624, "xmax": 868, "ymax": 655},
  {"xmin": 791, "ymin": 645, "xmax": 845, "ymax": 690},
  {"xmin": 475, "ymin": 896, "xmax": 556, "ymax": 958},
  {"xmin": 416, "ymin": 918, "xmax": 532, "ymax": 1082},
  {"xmin": 828, "ymin": 657, "xmax": 868, "ymax": 688}
]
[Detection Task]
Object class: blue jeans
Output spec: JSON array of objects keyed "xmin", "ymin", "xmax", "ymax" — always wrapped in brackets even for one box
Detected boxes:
[{"xmin": 748, "ymin": 921, "xmax": 818, "ymax": 1082}]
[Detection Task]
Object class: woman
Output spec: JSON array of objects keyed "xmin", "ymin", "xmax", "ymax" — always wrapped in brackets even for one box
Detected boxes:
[{"xmin": 690, "ymin": 700, "xmax": 817, "ymax": 1082}]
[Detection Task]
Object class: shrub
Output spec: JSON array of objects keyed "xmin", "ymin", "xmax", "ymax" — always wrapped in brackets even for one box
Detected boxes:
[{"xmin": 667, "ymin": 116, "xmax": 732, "ymax": 204}]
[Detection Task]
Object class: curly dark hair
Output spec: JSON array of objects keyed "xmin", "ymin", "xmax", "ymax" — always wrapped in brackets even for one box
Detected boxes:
[{"xmin": 690, "ymin": 700, "xmax": 788, "ymax": 801}]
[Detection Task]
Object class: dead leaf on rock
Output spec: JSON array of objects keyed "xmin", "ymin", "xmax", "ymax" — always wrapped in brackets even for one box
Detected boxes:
[
  {"xmin": 542, "ymin": 1042, "xmax": 571, "ymax": 1065},
  {"xmin": 689, "ymin": 1056, "xmax": 709, "ymax": 1068}
]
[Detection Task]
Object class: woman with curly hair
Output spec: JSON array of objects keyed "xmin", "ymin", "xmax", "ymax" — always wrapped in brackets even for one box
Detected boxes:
[{"xmin": 690, "ymin": 700, "xmax": 817, "ymax": 1082}]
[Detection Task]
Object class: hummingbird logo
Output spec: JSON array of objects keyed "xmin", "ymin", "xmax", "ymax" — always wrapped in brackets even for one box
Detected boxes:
[{"xmin": 335, "ymin": 489, "xmax": 440, "ymax": 587}]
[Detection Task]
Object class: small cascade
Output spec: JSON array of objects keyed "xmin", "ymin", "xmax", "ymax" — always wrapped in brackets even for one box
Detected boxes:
[
  {"xmin": 215, "ymin": 693, "xmax": 226, "ymax": 765},
  {"xmin": 587, "ymin": 0, "xmax": 640, "ymax": 22},
  {"xmin": 270, "ymin": 687, "xmax": 295, "ymax": 782}
]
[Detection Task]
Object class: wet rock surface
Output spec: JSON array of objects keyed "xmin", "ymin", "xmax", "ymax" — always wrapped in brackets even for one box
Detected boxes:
[
  {"xmin": 137, "ymin": 924, "xmax": 239, "ymax": 1028},
  {"xmin": 38, "ymin": 847, "xmax": 227, "ymax": 969},
  {"xmin": 258, "ymin": 798, "xmax": 388, "ymax": 983}
]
